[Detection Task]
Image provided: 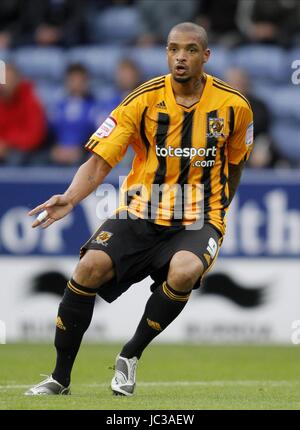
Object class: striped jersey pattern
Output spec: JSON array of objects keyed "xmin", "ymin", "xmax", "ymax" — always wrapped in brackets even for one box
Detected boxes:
[{"xmin": 85, "ymin": 73, "xmax": 253, "ymax": 235}]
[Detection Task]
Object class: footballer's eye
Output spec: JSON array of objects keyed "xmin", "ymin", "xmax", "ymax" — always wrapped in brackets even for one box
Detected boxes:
[{"xmin": 169, "ymin": 47, "xmax": 177, "ymax": 53}]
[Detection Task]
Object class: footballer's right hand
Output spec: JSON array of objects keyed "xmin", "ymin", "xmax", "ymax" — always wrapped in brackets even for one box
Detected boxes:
[{"xmin": 28, "ymin": 194, "xmax": 74, "ymax": 229}]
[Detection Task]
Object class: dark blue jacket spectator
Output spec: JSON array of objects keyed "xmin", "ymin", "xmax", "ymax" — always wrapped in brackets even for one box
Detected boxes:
[{"xmin": 49, "ymin": 63, "xmax": 97, "ymax": 165}]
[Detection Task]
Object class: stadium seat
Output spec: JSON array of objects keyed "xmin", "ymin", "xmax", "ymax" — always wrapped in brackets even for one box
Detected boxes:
[
  {"xmin": 35, "ymin": 82, "xmax": 64, "ymax": 113},
  {"xmin": 67, "ymin": 46, "xmax": 122, "ymax": 84},
  {"xmin": 13, "ymin": 47, "xmax": 66, "ymax": 82},
  {"xmin": 271, "ymin": 120, "xmax": 300, "ymax": 162},
  {"xmin": 205, "ymin": 45, "xmax": 231, "ymax": 79},
  {"xmin": 90, "ymin": 6, "xmax": 140, "ymax": 45},
  {"xmin": 128, "ymin": 47, "xmax": 168, "ymax": 80},
  {"xmin": 231, "ymin": 45, "xmax": 288, "ymax": 83},
  {"xmin": 253, "ymin": 83, "xmax": 300, "ymax": 121}
]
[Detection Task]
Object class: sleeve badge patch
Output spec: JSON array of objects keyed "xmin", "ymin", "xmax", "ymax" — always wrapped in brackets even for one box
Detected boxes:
[
  {"xmin": 95, "ymin": 116, "xmax": 117, "ymax": 138},
  {"xmin": 245, "ymin": 122, "xmax": 254, "ymax": 146}
]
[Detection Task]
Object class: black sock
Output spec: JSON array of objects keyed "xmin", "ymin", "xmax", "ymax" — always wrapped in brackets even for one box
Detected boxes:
[
  {"xmin": 52, "ymin": 279, "xmax": 96, "ymax": 387},
  {"xmin": 121, "ymin": 282, "xmax": 191, "ymax": 359}
]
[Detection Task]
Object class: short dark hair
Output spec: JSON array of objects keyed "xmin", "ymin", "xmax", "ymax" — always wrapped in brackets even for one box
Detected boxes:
[
  {"xmin": 66, "ymin": 63, "xmax": 89, "ymax": 76},
  {"xmin": 167, "ymin": 22, "xmax": 208, "ymax": 50}
]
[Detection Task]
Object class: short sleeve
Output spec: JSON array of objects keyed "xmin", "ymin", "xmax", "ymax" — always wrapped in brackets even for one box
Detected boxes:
[
  {"xmin": 227, "ymin": 105, "xmax": 254, "ymax": 165},
  {"xmin": 85, "ymin": 101, "xmax": 139, "ymax": 167}
]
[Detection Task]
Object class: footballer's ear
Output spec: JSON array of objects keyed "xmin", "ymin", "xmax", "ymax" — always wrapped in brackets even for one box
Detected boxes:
[{"xmin": 203, "ymin": 49, "xmax": 210, "ymax": 64}]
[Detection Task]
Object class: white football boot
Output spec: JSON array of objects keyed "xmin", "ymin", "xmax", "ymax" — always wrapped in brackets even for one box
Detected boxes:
[
  {"xmin": 24, "ymin": 375, "xmax": 70, "ymax": 396},
  {"xmin": 111, "ymin": 355, "xmax": 138, "ymax": 396}
]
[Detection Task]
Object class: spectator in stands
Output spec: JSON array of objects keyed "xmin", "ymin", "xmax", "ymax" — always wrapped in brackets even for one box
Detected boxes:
[
  {"xmin": 18, "ymin": 0, "xmax": 86, "ymax": 47},
  {"xmin": 87, "ymin": 0, "xmax": 135, "ymax": 11},
  {"xmin": 0, "ymin": 0, "xmax": 23, "ymax": 49},
  {"xmin": 49, "ymin": 63, "xmax": 97, "ymax": 166},
  {"xmin": 195, "ymin": 0, "xmax": 241, "ymax": 47},
  {"xmin": 85, "ymin": 0, "xmax": 137, "ymax": 45},
  {"xmin": 136, "ymin": 0, "xmax": 198, "ymax": 46},
  {"xmin": 0, "ymin": 63, "xmax": 46, "ymax": 165},
  {"xmin": 236, "ymin": 0, "xmax": 299, "ymax": 47},
  {"xmin": 96, "ymin": 58, "xmax": 143, "ymax": 168},
  {"xmin": 115, "ymin": 58, "xmax": 143, "ymax": 98},
  {"xmin": 225, "ymin": 68, "xmax": 282, "ymax": 168},
  {"xmin": 97, "ymin": 58, "xmax": 143, "ymax": 124}
]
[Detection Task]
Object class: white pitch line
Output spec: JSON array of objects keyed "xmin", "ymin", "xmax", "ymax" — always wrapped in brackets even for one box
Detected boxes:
[
  {"xmin": 0, "ymin": 385, "xmax": 29, "ymax": 389},
  {"xmin": 86, "ymin": 380, "xmax": 300, "ymax": 388},
  {"xmin": 0, "ymin": 380, "xmax": 299, "ymax": 391}
]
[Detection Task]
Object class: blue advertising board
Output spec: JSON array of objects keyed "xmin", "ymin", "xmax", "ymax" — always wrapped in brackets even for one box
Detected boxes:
[{"xmin": 0, "ymin": 167, "xmax": 299, "ymax": 258}]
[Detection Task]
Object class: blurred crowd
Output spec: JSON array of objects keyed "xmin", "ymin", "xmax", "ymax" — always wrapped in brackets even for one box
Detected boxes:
[
  {"xmin": 1, "ymin": 0, "xmax": 300, "ymax": 49},
  {"xmin": 0, "ymin": 0, "xmax": 300, "ymax": 168}
]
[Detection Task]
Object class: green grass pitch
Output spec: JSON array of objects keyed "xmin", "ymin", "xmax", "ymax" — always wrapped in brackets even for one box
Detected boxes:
[{"xmin": 0, "ymin": 343, "xmax": 299, "ymax": 410}]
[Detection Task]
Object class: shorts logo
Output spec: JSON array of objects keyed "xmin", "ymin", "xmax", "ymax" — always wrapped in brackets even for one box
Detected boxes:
[
  {"xmin": 56, "ymin": 316, "xmax": 66, "ymax": 331},
  {"xmin": 246, "ymin": 122, "xmax": 254, "ymax": 146},
  {"xmin": 207, "ymin": 118, "xmax": 225, "ymax": 138},
  {"xmin": 94, "ymin": 231, "xmax": 113, "ymax": 247},
  {"xmin": 95, "ymin": 116, "xmax": 117, "ymax": 138},
  {"xmin": 206, "ymin": 237, "xmax": 218, "ymax": 259}
]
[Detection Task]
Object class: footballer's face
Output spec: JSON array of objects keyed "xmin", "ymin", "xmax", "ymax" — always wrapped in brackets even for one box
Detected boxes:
[{"xmin": 167, "ymin": 31, "xmax": 210, "ymax": 83}]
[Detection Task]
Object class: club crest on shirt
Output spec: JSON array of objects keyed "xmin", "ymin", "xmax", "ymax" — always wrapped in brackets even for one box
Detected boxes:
[
  {"xmin": 207, "ymin": 117, "xmax": 225, "ymax": 138},
  {"xmin": 93, "ymin": 231, "xmax": 113, "ymax": 246}
]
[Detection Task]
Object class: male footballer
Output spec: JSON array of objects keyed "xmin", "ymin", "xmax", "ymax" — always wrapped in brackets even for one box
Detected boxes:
[{"xmin": 26, "ymin": 22, "xmax": 253, "ymax": 396}]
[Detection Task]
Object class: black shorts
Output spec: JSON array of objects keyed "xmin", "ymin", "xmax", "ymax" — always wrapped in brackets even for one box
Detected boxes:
[{"xmin": 80, "ymin": 211, "xmax": 223, "ymax": 303}]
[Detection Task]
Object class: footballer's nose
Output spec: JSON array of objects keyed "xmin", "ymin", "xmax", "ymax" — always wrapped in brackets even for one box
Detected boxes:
[{"xmin": 175, "ymin": 50, "xmax": 187, "ymax": 63}]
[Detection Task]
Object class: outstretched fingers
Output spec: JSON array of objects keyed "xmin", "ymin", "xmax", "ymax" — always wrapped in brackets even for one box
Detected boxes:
[
  {"xmin": 28, "ymin": 202, "xmax": 49, "ymax": 216},
  {"xmin": 45, "ymin": 195, "xmax": 60, "ymax": 207},
  {"xmin": 31, "ymin": 209, "xmax": 49, "ymax": 228},
  {"xmin": 28, "ymin": 195, "xmax": 61, "ymax": 217},
  {"xmin": 40, "ymin": 217, "xmax": 56, "ymax": 229}
]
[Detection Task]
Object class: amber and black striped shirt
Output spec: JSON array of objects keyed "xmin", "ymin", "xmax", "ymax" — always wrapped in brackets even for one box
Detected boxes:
[{"xmin": 85, "ymin": 73, "xmax": 253, "ymax": 235}]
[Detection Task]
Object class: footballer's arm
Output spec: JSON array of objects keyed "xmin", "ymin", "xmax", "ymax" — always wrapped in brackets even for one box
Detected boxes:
[
  {"xmin": 29, "ymin": 154, "xmax": 111, "ymax": 228},
  {"xmin": 64, "ymin": 153, "xmax": 111, "ymax": 207},
  {"xmin": 228, "ymin": 160, "xmax": 245, "ymax": 205}
]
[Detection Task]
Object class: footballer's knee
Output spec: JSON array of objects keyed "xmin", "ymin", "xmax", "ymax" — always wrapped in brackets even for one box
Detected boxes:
[
  {"xmin": 73, "ymin": 250, "xmax": 115, "ymax": 288},
  {"xmin": 167, "ymin": 251, "xmax": 204, "ymax": 292}
]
